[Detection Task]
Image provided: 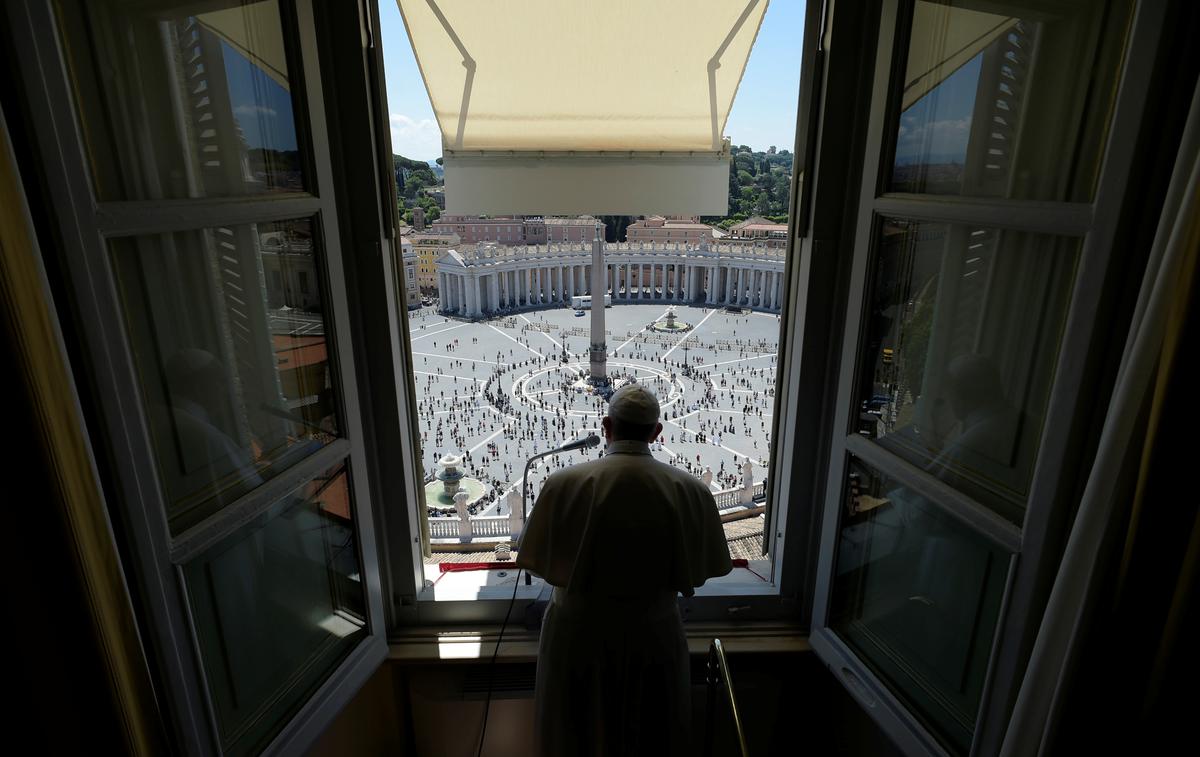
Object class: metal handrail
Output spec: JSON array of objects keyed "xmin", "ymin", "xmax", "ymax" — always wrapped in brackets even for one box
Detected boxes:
[{"xmin": 705, "ymin": 638, "xmax": 750, "ymax": 757}]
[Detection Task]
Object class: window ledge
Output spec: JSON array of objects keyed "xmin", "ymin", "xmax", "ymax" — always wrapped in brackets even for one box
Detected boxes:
[{"xmin": 387, "ymin": 620, "xmax": 809, "ymax": 663}]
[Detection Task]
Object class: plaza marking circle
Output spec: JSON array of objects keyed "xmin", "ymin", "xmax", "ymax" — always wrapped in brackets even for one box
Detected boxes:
[{"xmin": 504, "ymin": 360, "xmax": 691, "ymax": 423}]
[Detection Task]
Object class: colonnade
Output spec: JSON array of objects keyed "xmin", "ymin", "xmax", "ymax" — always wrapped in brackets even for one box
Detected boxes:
[{"xmin": 437, "ymin": 241, "xmax": 785, "ymax": 318}]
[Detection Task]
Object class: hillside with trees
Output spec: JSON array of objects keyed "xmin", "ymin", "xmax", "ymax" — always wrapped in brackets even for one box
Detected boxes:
[
  {"xmin": 704, "ymin": 144, "xmax": 793, "ymax": 228},
  {"xmin": 392, "ymin": 145, "xmax": 791, "ymax": 231},
  {"xmin": 394, "ymin": 154, "xmax": 443, "ymax": 225}
]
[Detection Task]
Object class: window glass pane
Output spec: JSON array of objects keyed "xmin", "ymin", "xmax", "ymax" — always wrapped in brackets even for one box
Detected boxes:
[
  {"xmin": 832, "ymin": 456, "xmax": 1009, "ymax": 753},
  {"xmin": 111, "ymin": 218, "xmax": 338, "ymax": 534},
  {"xmin": 889, "ymin": 0, "xmax": 1133, "ymax": 201},
  {"xmin": 858, "ymin": 218, "xmax": 1077, "ymax": 522},
  {"xmin": 56, "ymin": 0, "xmax": 304, "ymax": 200},
  {"xmin": 183, "ymin": 464, "xmax": 366, "ymax": 755}
]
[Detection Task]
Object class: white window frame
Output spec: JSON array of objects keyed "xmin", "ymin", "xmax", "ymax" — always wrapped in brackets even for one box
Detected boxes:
[
  {"xmin": 6, "ymin": 0, "xmax": 393, "ymax": 753},
  {"xmin": 374, "ymin": 4, "xmax": 830, "ymax": 627},
  {"xmin": 803, "ymin": 1, "xmax": 1167, "ymax": 755}
]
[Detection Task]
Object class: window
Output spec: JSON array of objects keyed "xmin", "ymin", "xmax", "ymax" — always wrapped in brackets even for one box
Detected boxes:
[
  {"xmin": 14, "ymin": 0, "xmax": 388, "ymax": 751},
  {"xmin": 380, "ymin": 1, "xmax": 802, "ymax": 616},
  {"xmin": 805, "ymin": 0, "xmax": 1146, "ymax": 753}
]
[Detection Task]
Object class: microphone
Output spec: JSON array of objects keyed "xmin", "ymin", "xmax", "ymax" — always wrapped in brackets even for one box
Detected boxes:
[{"xmin": 541, "ymin": 433, "xmax": 602, "ymax": 455}]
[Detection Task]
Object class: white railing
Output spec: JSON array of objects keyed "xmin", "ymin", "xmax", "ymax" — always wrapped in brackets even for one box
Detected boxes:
[
  {"xmin": 428, "ymin": 517, "xmax": 459, "ymax": 538},
  {"xmin": 428, "ymin": 481, "xmax": 766, "ymax": 547},
  {"xmin": 470, "ymin": 516, "xmax": 510, "ymax": 537}
]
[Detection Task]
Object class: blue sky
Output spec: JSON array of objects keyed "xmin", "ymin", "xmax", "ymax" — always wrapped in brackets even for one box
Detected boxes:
[
  {"xmin": 894, "ymin": 53, "xmax": 981, "ymax": 165},
  {"xmin": 223, "ymin": 40, "xmax": 298, "ymax": 151},
  {"xmin": 378, "ymin": 1, "xmax": 805, "ymax": 161}
]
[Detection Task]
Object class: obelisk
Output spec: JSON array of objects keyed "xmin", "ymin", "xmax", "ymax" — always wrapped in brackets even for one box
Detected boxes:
[{"xmin": 588, "ymin": 223, "xmax": 608, "ymax": 390}]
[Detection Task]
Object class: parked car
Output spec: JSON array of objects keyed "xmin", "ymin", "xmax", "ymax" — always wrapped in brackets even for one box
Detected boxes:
[{"xmin": 574, "ymin": 309, "xmax": 585, "ymax": 317}]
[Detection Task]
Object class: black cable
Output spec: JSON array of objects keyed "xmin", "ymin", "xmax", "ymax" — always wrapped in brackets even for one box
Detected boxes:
[{"xmin": 475, "ymin": 565, "xmax": 523, "ymax": 757}]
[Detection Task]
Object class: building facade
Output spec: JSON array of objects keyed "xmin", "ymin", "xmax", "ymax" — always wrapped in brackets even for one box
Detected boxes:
[
  {"xmin": 625, "ymin": 215, "xmax": 719, "ymax": 245},
  {"xmin": 409, "ymin": 233, "xmax": 458, "ymax": 294},
  {"xmin": 727, "ymin": 216, "xmax": 789, "ymax": 248},
  {"xmin": 436, "ymin": 240, "xmax": 785, "ymax": 318},
  {"xmin": 401, "ymin": 238, "xmax": 420, "ymax": 310},
  {"xmin": 428, "ymin": 215, "xmax": 605, "ymax": 245}
]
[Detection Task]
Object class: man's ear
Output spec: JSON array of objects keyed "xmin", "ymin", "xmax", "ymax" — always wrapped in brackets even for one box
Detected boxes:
[
  {"xmin": 601, "ymin": 416, "xmax": 612, "ymax": 440},
  {"xmin": 653, "ymin": 421, "xmax": 663, "ymax": 440}
]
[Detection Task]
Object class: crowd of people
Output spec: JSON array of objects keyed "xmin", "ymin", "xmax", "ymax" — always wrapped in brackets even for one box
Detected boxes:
[{"xmin": 412, "ymin": 309, "xmax": 779, "ymax": 520}]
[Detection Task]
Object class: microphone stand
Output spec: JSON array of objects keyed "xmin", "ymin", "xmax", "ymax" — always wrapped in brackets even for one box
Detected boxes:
[{"xmin": 520, "ymin": 435, "xmax": 600, "ymax": 584}]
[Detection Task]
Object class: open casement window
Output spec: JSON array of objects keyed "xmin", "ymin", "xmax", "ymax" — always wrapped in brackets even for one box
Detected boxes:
[
  {"xmin": 9, "ymin": 0, "xmax": 388, "ymax": 753},
  {"xmin": 805, "ymin": 0, "xmax": 1161, "ymax": 754}
]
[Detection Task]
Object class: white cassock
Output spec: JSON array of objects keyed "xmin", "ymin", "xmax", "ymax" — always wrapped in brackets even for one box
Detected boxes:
[{"xmin": 516, "ymin": 440, "xmax": 733, "ymax": 757}]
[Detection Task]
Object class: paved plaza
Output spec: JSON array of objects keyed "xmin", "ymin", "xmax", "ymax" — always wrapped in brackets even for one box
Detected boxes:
[{"xmin": 407, "ymin": 303, "xmax": 782, "ymax": 521}]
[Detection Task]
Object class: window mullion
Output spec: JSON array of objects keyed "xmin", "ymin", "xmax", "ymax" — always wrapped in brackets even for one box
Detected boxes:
[
  {"xmin": 95, "ymin": 194, "xmax": 324, "ymax": 236},
  {"xmin": 844, "ymin": 434, "xmax": 1024, "ymax": 553},
  {"xmin": 167, "ymin": 438, "xmax": 352, "ymax": 564},
  {"xmin": 872, "ymin": 194, "xmax": 1094, "ymax": 236}
]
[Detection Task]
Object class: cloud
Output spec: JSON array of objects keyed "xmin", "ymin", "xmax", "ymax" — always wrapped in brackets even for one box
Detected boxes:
[
  {"xmin": 390, "ymin": 113, "xmax": 442, "ymax": 161},
  {"xmin": 894, "ymin": 117, "xmax": 972, "ymax": 163},
  {"xmin": 234, "ymin": 104, "xmax": 277, "ymax": 117}
]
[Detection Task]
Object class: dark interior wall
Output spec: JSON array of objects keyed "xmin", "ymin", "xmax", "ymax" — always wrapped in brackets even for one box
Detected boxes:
[
  {"xmin": 309, "ymin": 651, "xmax": 900, "ymax": 756},
  {"xmin": 306, "ymin": 662, "xmax": 406, "ymax": 756}
]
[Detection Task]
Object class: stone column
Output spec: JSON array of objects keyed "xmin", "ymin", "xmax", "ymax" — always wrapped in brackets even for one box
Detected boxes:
[
  {"xmin": 736, "ymin": 268, "xmax": 745, "ymax": 306},
  {"xmin": 507, "ymin": 489, "xmax": 524, "ymax": 540},
  {"xmin": 724, "ymin": 268, "xmax": 734, "ymax": 304},
  {"xmin": 533, "ymin": 267, "xmax": 541, "ymax": 305},
  {"xmin": 739, "ymin": 460, "xmax": 755, "ymax": 504},
  {"xmin": 490, "ymin": 274, "xmax": 500, "ymax": 313},
  {"xmin": 588, "ymin": 228, "xmax": 607, "ymax": 384},
  {"xmin": 468, "ymin": 275, "xmax": 481, "ymax": 317},
  {"xmin": 455, "ymin": 490, "xmax": 472, "ymax": 540}
]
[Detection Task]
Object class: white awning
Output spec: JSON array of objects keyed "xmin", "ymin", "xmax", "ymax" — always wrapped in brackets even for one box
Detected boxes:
[
  {"xmin": 902, "ymin": 4, "xmax": 1017, "ymax": 111},
  {"xmin": 395, "ymin": 0, "xmax": 769, "ymax": 214}
]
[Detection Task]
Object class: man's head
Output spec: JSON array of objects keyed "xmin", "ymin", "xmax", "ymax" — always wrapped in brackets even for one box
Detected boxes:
[{"xmin": 602, "ymin": 383, "xmax": 663, "ymax": 443}]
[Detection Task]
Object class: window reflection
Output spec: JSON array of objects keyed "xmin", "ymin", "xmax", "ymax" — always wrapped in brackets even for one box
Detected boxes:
[
  {"xmin": 183, "ymin": 465, "xmax": 365, "ymax": 754},
  {"xmin": 859, "ymin": 219, "xmax": 1077, "ymax": 521},
  {"xmin": 833, "ymin": 457, "xmax": 1009, "ymax": 753},
  {"xmin": 57, "ymin": 0, "xmax": 303, "ymax": 200},
  {"xmin": 890, "ymin": 0, "xmax": 1133, "ymax": 201},
  {"xmin": 111, "ymin": 218, "xmax": 338, "ymax": 534}
]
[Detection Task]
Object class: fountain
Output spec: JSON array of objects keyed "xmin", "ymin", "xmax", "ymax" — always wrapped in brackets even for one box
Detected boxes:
[
  {"xmin": 650, "ymin": 306, "xmax": 692, "ymax": 333},
  {"xmin": 424, "ymin": 453, "xmax": 486, "ymax": 513}
]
